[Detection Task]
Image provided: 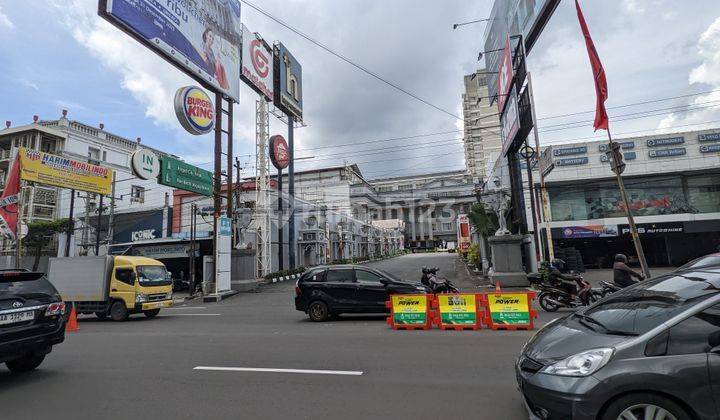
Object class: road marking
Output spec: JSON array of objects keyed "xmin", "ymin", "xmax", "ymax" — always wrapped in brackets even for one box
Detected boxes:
[
  {"xmin": 161, "ymin": 313, "xmax": 221, "ymax": 316},
  {"xmin": 168, "ymin": 306, "xmax": 207, "ymax": 310},
  {"xmin": 193, "ymin": 366, "xmax": 364, "ymax": 376}
]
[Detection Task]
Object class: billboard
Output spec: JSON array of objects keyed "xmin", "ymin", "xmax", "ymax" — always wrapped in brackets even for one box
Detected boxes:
[
  {"xmin": 501, "ymin": 91, "xmax": 520, "ymax": 155},
  {"xmin": 174, "ymin": 86, "xmax": 215, "ymax": 135},
  {"xmin": 99, "ymin": 0, "xmax": 242, "ymax": 102},
  {"xmin": 496, "ymin": 36, "xmax": 514, "ymax": 115},
  {"xmin": 241, "ymin": 24, "xmax": 274, "ymax": 101},
  {"xmin": 560, "ymin": 225, "xmax": 618, "ymax": 239},
  {"xmin": 18, "ymin": 148, "xmax": 113, "ymax": 196},
  {"xmin": 274, "ymin": 42, "xmax": 303, "ymax": 119}
]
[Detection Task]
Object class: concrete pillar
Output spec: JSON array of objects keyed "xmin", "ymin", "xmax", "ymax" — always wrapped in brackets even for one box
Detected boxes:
[
  {"xmin": 418, "ymin": 206, "xmax": 424, "ymax": 241},
  {"xmin": 410, "ymin": 203, "xmax": 416, "ymax": 241},
  {"xmin": 428, "ymin": 205, "xmax": 434, "ymax": 240}
]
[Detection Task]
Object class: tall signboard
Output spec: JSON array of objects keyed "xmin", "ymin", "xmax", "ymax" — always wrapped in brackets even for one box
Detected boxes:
[
  {"xmin": 215, "ymin": 216, "xmax": 232, "ymax": 292},
  {"xmin": 274, "ymin": 42, "xmax": 303, "ymax": 120},
  {"xmin": 501, "ymin": 92, "xmax": 520, "ymax": 155},
  {"xmin": 241, "ymin": 24, "xmax": 274, "ymax": 101},
  {"xmin": 99, "ymin": 0, "xmax": 242, "ymax": 102},
  {"xmin": 496, "ymin": 36, "xmax": 514, "ymax": 115}
]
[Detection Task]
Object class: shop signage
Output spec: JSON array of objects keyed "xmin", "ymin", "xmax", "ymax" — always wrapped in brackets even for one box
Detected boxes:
[
  {"xmin": 391, "ymin": 295, "xmax": 427, "ymax": 325},
  {"xmin": 620, "ymin": 223, "xmax": 684, "ymax": 235},
  {"xmin": 18, "ymin": 147, "xmax": 113, "ymax": 195},
  {"xmin": 599, "ymin": 141, "xmax": 634, "ymax": 152},
  {"xmin": 647, "ymin": 136, "xmax": 684, "ymax": 147},
  {"xmin": 274, "ymin": 42, "xmax": 303, "ymax": 120},
  {"xmin": 496, "ymin": 36, "xmax": 514, "ymax": 114},
  {"xmin": 132, "ymin": 244, "xmax": 191, "ymax": 259},
  {"xmin": 539, "ymin": 147, "xmax": 554, "ymax": 177},
  {"xmin": 649, "ymin": 148, "xmax": 686, "ymax": 158},
  {"xmin": 112, "ymin": 210, "xmax": 164, "ymax": 244},
  {"xmin": 269, "ymin": 135, "xmax": 290, "ymax": 170},
  {"xmin": 174, "ymin": 86, "xmax": 215, "ymax": 135},
  {"xmin": 160, "ymin": 156, "xmax": 213, "ymax": 196},
  {"xmin": 501, "ymin": 91, "xmax": 520, "ymax": 155},
  {"xmin": 555, "ymin": 157, "xmax": 588, "ymax": 166},
  {"xmin": 600, "ymin": 151, "xmax": 636, "ymax": 162},
  {"xmin": 560, "ymin": 225, "xmax": 618, "ymax": 239},
  {"xmin": 131, "ymin": 149, "xmax": 160, "ymax": 180},
  {"xmin": 700, "ymin": 144, "xmax": 720, "ymax": 153},
  {"xmin": 487, "ymin": 293, "xmax": 530, "ymax": 325},
  {"xmin": 240, "ymin": 24, "xmax": 273, "ymax": 101},
  {"xmin": 99, "ymin": 0, "xmax": 242, "ymax": 102},
  {"xmin": 437, "ymin": 294, "xmax": 477, "ymax": 325},
  {"xmin": 699, "ymin": 132, "xmax": 720, "ymax": 142},
  {"xmin": 553, "ymin": 146, "xmax": 587, "ymax": 156}
]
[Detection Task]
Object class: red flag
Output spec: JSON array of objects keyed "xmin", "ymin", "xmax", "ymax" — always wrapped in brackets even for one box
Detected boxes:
[
  {"xmin": 0, "ymin": 157, "xmax": 21, "ymax": 240},
  {"xmin": 575, "ymin": 0, "xmax": 609, "ymax": 131}
]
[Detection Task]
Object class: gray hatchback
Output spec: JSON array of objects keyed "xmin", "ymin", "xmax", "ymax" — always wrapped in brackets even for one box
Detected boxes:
[{"xmin": 516, "ymin": 267, "xmax": 720, "ymax": 420}]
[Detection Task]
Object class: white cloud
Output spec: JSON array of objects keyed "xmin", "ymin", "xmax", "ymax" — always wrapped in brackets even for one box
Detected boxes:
[
  {"xmin": 18, "ymin": 79, "xmax": 39, "ymax": 91},
  {"xmin": 0, "ymin": 5, "xmax": 14, "ymax": 29},
  {"xmin": 623, "ymin": 0, "xmax": 646, "ymax": 14}
]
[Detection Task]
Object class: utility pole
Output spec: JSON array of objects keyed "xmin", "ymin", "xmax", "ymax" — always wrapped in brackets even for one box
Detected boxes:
[
  {"xmin": 95, "ymin": 195, "xmax": 104, "ymax": 256},
  {"xmin": 277, "ymin": 166, "xmax": 283, "ymax": 271},
  {"xmin": 82, "ymin": 193, "xmax": 92, "ymax": 256},
  {"xmin": 65, "ymin": 189, "xmax": 75, "ymax": 257},
  {"xmin": 14, "ymin": 182, "xmax": 24, "ymax": 269},
  {"xmin": 288, "ymin": 117, "xmax": 295, "ymax": 269}
]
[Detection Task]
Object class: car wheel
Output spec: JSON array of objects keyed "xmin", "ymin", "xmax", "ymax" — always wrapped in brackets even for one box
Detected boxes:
[
  {"xmin": 5, "ymin": 354, "xmax": 45, "ymax": 373},
  {"xmin": 308, "ymin": 301, "xmax": 329, "ymax": 322},
  {"xmin": 538, "ymin": 292, "xmax": 560, "ymax": 312},
  {"xmin": 602, "ymin": 393, "xmax": 690, "ymax": 420},
  {"xmin": 143, "ymin": 309, "xmax": 161, "ymax": 318},
  {"xmin": 110, "ymin": 300, "xmax": 129, "ymax": 322},
  {"xmin": 95, "ymin": 311, "xmax": 107, "ymax": 320}
]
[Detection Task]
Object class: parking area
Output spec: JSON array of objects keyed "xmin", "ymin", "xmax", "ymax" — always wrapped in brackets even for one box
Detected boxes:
[{"xmin": 1, "ymin": 253, "xmax": 562, "ymax": 419}]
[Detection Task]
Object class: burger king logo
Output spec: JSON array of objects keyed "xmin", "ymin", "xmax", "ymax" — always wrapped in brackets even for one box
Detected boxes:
[{"xmin": 174, "ymin": 86, "xmax": 215, "ymax": 135}]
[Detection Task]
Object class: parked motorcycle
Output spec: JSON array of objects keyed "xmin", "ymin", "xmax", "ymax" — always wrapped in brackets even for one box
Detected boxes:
[
  {"xmin": 420, "ymin": 267, "xmax": 460, "ymax": 294},
  {"xmin": 528, "ymin": 273, "xmax": 602, "ymax": 312}
]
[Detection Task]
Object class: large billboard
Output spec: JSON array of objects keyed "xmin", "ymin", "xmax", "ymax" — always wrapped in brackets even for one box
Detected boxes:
[
  {"xmin": 18, "ymin": 148, "xmax": 113, "ymax": 196},
  {"xmin": 99, "ymin": 0, "xmax": 242, "ymax": 102},
  {"xmin": 274, "ymin": 42, "xmax": 303, "ymax": 120},
  {"xmin": 241, "ymin": 24, "xmax": 274, "ymax": 101},
  {"xmin": 501, "ymin": 92, "xmax": 520, "ymax": 155}
]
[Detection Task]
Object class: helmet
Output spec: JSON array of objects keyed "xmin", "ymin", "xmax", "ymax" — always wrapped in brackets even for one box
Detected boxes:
[
  {"xmin": 552, "ymin": 259, "xmax": 566, "ymax": 271},
  {"xmin": 421, "ymin": 266, "xmax": 428, "ymax": 274},
  {"xmin": 615, "ymin": 254, "xmax": 628, "ymax": 263}
]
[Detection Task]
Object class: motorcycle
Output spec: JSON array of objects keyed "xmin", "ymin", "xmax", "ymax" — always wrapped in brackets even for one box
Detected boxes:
[
  {"xmin": 528, "ymin": 272, "xmax": 602, "ymax": 312},
  {"xmin": 420, "ymin": 266, "xmax": 460, "ymax": 294},
  {"xmin": 599, "ymin": 280, "xmax": 623, "ymax": 297}
]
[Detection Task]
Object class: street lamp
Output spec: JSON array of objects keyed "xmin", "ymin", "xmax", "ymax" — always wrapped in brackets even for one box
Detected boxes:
[
  {"xmin": 452, "ymin": 18, "xmax": 495, "ymax": 30},
  {"xmin": 477, "ymin": 48, "xmax": 506, "ymax": 61}
]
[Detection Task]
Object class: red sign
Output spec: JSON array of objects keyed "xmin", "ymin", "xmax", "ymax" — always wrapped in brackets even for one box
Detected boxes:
[
  {"xmin": 0, "ymin": 157, "xmax": 21, "ymax": 240},
  {"xmin": 269, "ymin": 135, "xmax": 290, "ymax": 170},
  {"xmin": 251, "ymin": 39, "xmax": 270, "ymax": 78},
  {"xmin": 496, "ymin": 36, "xmax": 514, "ymax": 115}
]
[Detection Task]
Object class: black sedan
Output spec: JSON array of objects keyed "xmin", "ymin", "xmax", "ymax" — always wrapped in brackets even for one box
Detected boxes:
[
  {"xmin": 294, "ymin": 265, "xmax": 429, "ymax": 322},
  {"xmin": 517, "ymin": 267, "xmax": 720, "ymax": 420},
  {"xmin": 0, "ymin": 270, "xmax": 66, "ymax": 373}
]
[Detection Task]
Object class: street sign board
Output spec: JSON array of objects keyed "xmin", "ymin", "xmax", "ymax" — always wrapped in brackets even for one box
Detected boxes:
[
  {"xmin": 130, "ymin": 149, "xmax": 160, "ymax": 180},
  {"xmin": 99, "ymin": 0, "xmax": 242, "ymax": 102},
  {"xmin": 18, "ymin": 147, "xmax": 113, "ymax": 195},
  {"xmin": 539, "ymin": 146, "xmax": 554, "ymax": 178},
  {"xmin": 159, "ymin": 156, "xmax": 213, "ymax": 196}
]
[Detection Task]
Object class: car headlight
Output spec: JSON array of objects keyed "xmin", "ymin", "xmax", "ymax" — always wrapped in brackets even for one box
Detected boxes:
[
  {"xmin": 541, "ymin": 348, "xmax": 614, "ymax": 377},
  {"xmin": 135, "ymin": 294, "xmax": 148, "ymax": 303}
]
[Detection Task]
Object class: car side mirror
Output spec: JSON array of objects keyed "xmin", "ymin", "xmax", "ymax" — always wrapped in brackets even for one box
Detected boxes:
[{"xmin": 709, "ymin": 331, "xmax": 720, "ymax": 353}]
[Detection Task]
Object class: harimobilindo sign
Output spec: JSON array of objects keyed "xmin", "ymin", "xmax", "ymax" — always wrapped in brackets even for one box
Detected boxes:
[
  {"xmin": 18, "ymin": 147, "xmax": 113, "ymax": 195},
  {"xmin": 159, "ymin": 156, "xmax": 213, "ymax": 196}
]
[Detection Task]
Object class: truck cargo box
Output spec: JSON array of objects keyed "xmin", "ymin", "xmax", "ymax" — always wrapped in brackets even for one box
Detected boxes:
[{"xmin": 48, "ymin": 256, "xmax": 113, "ymax": 302}]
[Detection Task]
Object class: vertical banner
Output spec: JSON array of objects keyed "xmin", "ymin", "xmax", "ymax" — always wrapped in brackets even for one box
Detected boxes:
[
  {"xmin": 0, "ymin": 157, "xmax": 21, "ymax": 240},
  {"xmin": 215, "ymin": 216, "xmax": 232, "ymax": 292}
]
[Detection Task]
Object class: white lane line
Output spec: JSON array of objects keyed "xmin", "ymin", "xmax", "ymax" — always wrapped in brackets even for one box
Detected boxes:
[
  {"xmin": 161, "ymin": 313, "xmax": 221, "ymax": 316},
  {"xmin": 167, "ymin": 306, "xmax": 207, "ymax": 310},
  {"xmin": 193, "ymin": 366, "xmax": 364, "ymax": 376}
]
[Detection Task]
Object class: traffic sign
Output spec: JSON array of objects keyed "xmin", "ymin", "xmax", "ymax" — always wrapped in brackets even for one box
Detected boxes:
[
  {"xmin": 131, "ymin": 149, "xmax": 160, "ymax": 180},
  {"xmin": 159, "ymin": 156, "xmax": 213, "ymax": 196}
]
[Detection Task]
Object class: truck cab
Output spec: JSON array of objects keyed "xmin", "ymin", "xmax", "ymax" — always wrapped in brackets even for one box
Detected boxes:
[{"xmin": 108, "ymin": 256, "xmax": 173, "ymax": 321}]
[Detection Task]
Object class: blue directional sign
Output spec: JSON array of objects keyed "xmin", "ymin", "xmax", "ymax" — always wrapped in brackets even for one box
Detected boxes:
[
  {"xmin": 648, "ymin": 148, "xmax": 686, "ymax": 158},
  {"xmin": 555, "ymin": 157, "xmax": 589, "ymax": 166},
  {"xmin": 647, "ymin": 137, "xmax": 684, "ymax": 147}
]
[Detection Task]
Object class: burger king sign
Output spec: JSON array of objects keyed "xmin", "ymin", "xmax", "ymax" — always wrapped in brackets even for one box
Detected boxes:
[{"xmin": 174, "ymin": 86, "xmax": 215, "ymax": 135}]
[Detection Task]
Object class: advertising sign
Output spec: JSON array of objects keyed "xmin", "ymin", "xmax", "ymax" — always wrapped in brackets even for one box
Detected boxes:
[
  {"xmin": 620, "ymin": 223, "xmax": 683, "ymax": 236},
  {"xmin": 487, "ymin": 293, "xmax": 530, "ymax": 325},
  {"xmin": 648, "ymin": 148, "xmax": 686, "ymax": 158},
  {"xmin": 501, "ymin": 91, "xmax": 520, "ymax": 155},
  {"xmin": 457, "ymin": 214, "xmax": 471, "ymax": 252},
  {"xmin": 174, "ymin": 86, "xmax": 215, "ymax": 135},
  {"xmin": 553, "ymin": 146, "xmax": 587, "ymax": 156},
  {"xmin": 555, "ymin": 157, "xmax": 588, "ymax": 166},
  {"xmin": 131, "ymin": 149, "xmax": 160, "ymax": 180},
  {"xmin": 112, "ymin": 209, "xmax": 164, "ymax": 243},
  {"xmin": 274, "ymin": 42, "xmax": 303, "ymax": 119},
  {"xmin": 18, "ymin": 147, "xmax": 112, "ymax": 195},
  {"xmin": 0, "ymin": 158, "xmax": 21, "ymax": 240},
  {"xmin": 701, "ymin": 144, "xmax": 720, "ymax": 153},
  {"xmin": 560, "ymin": 225, "xmax": 618, "ymax": 239},
  {"xmin": 539, "ymin": 146, "xmax": 554, "ymax": 177},
  {"xmin": 391, "ymin": 295, "xmax": 427, "ymax": 325},
  {"xmin": 437, "ymin": 294, "xmax": 477, "ymax": 325},
  {"xmin": 269, "ymin": 135, "xmax": 290, "ymax": 170},
  {"xmin": 241, "ymin": 24, "xmax": 273, "ymax": 101},
  {"xmin": 215, "ymin": 215, "xmax": 232, "ymax": 292},
  {"xmin": 100, "ymin": 0, "xmax": 242, "ymax": 102},
  {"xmin": 160, "ymin": 156, "xmax": 213, "ymax": 196},
  {"xmin": 647, "ymin": 136, "xmax": 684, "ymax": 147},
  {"xmin": 699, "ymin": 132, "xmax": 720, "ymax": 142},
  {"xmin": 132, "ymin": 244, "xmax": 190, "ymax": 259},
  {"xmin": 496, "ymin": 36, "xmax": 513, "ymax": 114}
]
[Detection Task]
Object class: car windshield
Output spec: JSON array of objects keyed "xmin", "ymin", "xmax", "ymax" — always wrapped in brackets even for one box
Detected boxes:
[
  {"xmin": 136, "ymin": 266, "xmax": 168, "ymax": 283},
  {"xmin": 677, "ymin": 255, "xmax": 720, "ymax": 271},
  {"xmin": 583, "ymin": 270, "xmax": 720, "ymax": 335}
]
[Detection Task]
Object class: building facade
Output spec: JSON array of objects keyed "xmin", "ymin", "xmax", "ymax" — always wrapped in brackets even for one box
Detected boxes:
[{"xmin": 462, "ymin": 69, "xmax": 503, "ymax": 183}]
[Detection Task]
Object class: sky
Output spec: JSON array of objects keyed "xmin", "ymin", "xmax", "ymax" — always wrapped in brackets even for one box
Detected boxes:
[{"xmin": 1, "ymin": 0, "xmax": 720, "ymax": 181}]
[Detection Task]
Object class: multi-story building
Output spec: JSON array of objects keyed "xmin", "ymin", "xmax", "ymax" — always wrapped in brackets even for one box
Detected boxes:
[{"xmin": 462, "ymin": 68, "xmax": 503, "ymax": 183}]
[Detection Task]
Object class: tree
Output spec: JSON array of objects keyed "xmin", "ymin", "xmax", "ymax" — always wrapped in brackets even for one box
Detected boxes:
[
  {"xmin": 23, "ymin": 219, "xmax": 69, "ymax": 271},
  {"xmin": 467, "ymin": 203, "xmax": 498, "ymax": 237}
]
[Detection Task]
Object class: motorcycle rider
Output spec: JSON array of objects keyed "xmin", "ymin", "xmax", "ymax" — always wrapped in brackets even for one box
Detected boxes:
[
  {"xmin": 549, "ymin": 259, "xmax": 581, "ymax": 299},
  {"xmin": 613, "ymin": 253, "xmax": 644, "ymax": 287}
]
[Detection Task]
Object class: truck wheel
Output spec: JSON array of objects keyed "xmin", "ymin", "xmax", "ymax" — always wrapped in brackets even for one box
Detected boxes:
[
  {"xmin": 5, "ymin": 354, "xmax": 45, "ymax": 373},
  {"xmin": 143, "ymin": 309, "xmax": 161, "ymax": 318},
  {"xmin": 110, "ymin": 300, "xmax": 129, "ymax": 321}
]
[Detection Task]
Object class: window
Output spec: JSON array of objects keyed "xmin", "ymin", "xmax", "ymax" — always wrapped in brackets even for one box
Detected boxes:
[
  {"xmin": 302, "ymin": 268, "xmax": 326, "ymax": 282},
  {"xmin": 102, "ymin": 150, "xmax": 107, "ymax": 161},
  {"xmin": 355, "ymin": 269, "xmax": 385, "ymax": 285},
  {"xmin": 136, "ymin": 265, "xmax": 168, "ymax": 285},
  {"xmin": 398, "ymin": 184, "xmax": 413, "ymax": 191},
  {"xmin": 442, "ymin": 223, "xmax": 452, "ymax": 232},
  {"xmin": 88, "ymin": 146, "xmax": 100, "ymax": 160},
  {"xmin": 326, "ymin": 269, "xmax": 353, "ymax": 283},
  {"xmin": 130, "ymin": 185, "xmax": 145, "ymax": 203},
  {"xmin": 667, "ymin": 304, "xmax": 720, "ymax": 355},
  {"xmin": 115, "ymin": 268, "xmax": 135, "ymax": 285}
]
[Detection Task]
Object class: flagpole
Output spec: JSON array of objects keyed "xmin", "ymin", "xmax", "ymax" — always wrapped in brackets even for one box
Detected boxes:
[
  {"xmin": 606, "ymin": 129, "xmax": 650, "ymax": 278},
  {"xmin": 14, "ymin": 181, "xmax": 23, "ymax": 269}
]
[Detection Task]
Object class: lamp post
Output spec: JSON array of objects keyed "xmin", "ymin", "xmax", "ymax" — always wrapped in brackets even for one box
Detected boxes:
[{"xmin": 452, "ymin": 18, "xmax": 497, "ymax": 30}]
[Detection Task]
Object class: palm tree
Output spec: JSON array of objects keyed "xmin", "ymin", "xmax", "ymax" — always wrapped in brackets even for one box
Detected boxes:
[{"xmin": 467, "ymin": 203, "xmax": 498, "ymax": 237}]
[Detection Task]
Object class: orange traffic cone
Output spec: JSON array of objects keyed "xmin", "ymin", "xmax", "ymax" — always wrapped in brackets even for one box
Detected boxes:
[
  {"xmin": 65, "ymin": 306, "xmax": 79, "ymax": 332},
  {"xmin": 494, "ymin": 281, "xmax": 503, "ymax": 294}
]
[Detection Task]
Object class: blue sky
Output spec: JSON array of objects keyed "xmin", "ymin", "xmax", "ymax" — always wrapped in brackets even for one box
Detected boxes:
[{"xmin": 2, "ymin": 1, "xmax": 720, "ymax": 179}]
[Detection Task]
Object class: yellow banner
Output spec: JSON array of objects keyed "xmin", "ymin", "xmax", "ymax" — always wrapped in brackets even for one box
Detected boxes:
[
  {"xmin": 18, "ymin": 148, "xmax": 113, "ymax": 195},
  {"xmin": 392, "ymin": 295, "xmax": 426, "ymax": 313},
  {"xmin": 487, "ymin": 293, "xmax": 530, "ymax": 325}
]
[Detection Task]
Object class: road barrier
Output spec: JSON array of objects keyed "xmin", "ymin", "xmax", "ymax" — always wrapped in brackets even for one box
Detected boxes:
[{"xmin": 386, "ymin": 287, "xmax": 537, "ymax": 331}]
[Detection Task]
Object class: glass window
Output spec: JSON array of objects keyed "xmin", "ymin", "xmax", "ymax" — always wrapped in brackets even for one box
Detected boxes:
[
  {"xmin": 583, "ymin": 271, "xmax": 720, "ymax": 335},
  {"xmin": 667, "ymin": 304, "xmax": 720, "ymax": 355},
  {"xmin": 131, "ymin": 185, "xmax": 145, "ymax": 203},
  {"xmin": 678, "ymin": 255, "xmax": 720, "ymax": 271},
  {"xmin": 302, "ymin": 268, "xmax": 325, "ymax": 282},
  {"xmin": 687, "ymin": 174, "xmax": 720, "ymax": 214},
  {"xmin": 355, "ymin": 270, "xmax": 385, "ymax": 285},
  {"xmin": 88, "ymin": 146, "xmax": 100, "ymax": 160},
  {"xmin": 115, "ymin": 268, "xmax": 135, "ymax": 285},
  {"xmin": 326, "ymin": 269, "xmax": 354, "ymax": 283}
]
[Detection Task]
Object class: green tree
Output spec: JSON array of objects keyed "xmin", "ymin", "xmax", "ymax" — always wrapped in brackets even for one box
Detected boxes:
[
  {"xmin": 467, "ymin": 203, "xmax": 498, "ymax": 237},
  {"xmin": 23, "ymin": 219, "xmax": 69, "ymax": 271}
]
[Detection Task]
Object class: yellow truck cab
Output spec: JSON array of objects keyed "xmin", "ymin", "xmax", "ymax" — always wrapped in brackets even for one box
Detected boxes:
[{"xmin": 48, "ymin": 255, "xmax": 173, "ymax": 321}]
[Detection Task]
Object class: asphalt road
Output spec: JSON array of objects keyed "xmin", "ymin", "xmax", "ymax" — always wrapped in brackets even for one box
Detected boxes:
[{"xmin": 1, "ymin": 253, "xmax": 561, "ymax": 420}]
